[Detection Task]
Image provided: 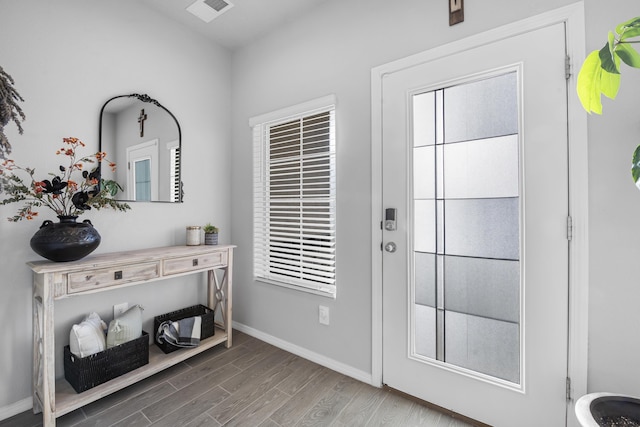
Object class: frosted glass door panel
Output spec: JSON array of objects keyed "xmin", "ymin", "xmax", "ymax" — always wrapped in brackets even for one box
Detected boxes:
[
  {"xmin": 414, "ymin": 146, "xmax": 436, "ymax": 199},
  {"xmin": 445, "ymin": 198, "xmax": 520, "ymax": 260},
  {"xmin": 445, "ymin": 311, "xmax": 519, "ymax": 383},
  {"xmin": 444, "ymin": 255, "xmax": 519, "ymax": 322},
  {"xmin": 414, "ymin": 200, "xmax": 436, "ymax": 253},
  {"xmin": 444, "ymin": 72, "xmax": 518, "ymax": 143},
  {"xmin": 443, "ymin": 135, "xmax": 519, "ymax": 199},
  {"xmin": 415, "ymin": 252, "xmax": 436, "ymax": 307},
  {"xmin": 413, "ymin": 92, "xmax": 436, "ymax": 147},
  {"xmin": 410, "ymin": 70, "xmax": 521, "ymax": 384},
  {"xmin": 415, "ymin": 305, "xmax": 437, "ymax": 359}
]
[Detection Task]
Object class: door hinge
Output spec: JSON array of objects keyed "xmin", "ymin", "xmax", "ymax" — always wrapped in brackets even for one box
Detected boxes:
[
  {"xmin": 567, "ymin": 215, "xmax": 573, "ymax": 241},
  {"xmin": 565, "ymin": 55, "xmax": 571, "ymax": 80},
  {"xmin": 566, "ymin": 377, "xmax": 572, "ymax": 401}
]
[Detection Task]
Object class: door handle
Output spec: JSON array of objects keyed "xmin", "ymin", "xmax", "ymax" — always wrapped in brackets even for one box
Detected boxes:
[{"xmin": 384, "ymin": 242, "xmax": 397, "ymax": 253}]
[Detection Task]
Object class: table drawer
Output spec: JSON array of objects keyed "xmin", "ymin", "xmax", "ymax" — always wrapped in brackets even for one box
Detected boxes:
[
  {"xmin": 67, "ymin": 262, "xmax": 160, "ymax": 294},
  {"xmin": 163, "ymin": 251, "xmax": 227, "ymax": 276}
]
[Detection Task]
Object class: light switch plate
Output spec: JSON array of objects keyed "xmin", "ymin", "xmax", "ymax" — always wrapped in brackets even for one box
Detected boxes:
[
  {"xmin": 319, "ymin": 305, "xmax": 330, "ymax": 325},
  {"xmin": 449, "ymin": 0, "xmax": 464, "ymax": 26}
]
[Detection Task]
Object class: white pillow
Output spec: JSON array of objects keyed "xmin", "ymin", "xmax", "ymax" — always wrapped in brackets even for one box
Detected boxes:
[
  {"xmin": 107, "ymin": 304, "xmax": 143, "ymax": 348},
  {"xmin": 69, "ymin": 312, "xmax": 107, "ymax": 358}
]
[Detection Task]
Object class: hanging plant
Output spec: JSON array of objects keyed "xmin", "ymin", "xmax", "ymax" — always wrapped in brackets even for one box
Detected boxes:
[
  {"xmin": 576, "ymin": 17, "xmax": 640, "ymax": 189},
  {"xmin": 0, "ymin": 66, "xmax": 25, "ymax": 160}
]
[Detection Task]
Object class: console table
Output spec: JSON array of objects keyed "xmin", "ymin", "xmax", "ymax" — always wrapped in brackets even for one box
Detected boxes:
[{"xmin": 28, "ymin": 245, "xmax": 234, "ymax": 426}]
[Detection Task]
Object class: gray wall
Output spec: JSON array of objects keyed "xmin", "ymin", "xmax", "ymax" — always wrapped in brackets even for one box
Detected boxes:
[
  {"xmin": 2, "ymin": 0, "xmax": 640, "ymax": 419},
  {"xmin": 230, "ymin": 0, "xmax": 581, "ymax": 379},
  {"xmin": 0, "ymin": 0, "xmax": 231, "ymax": 411},
  {"xmin": 230, "ymin": 0, "xmax": 640, "ymax": 399}
]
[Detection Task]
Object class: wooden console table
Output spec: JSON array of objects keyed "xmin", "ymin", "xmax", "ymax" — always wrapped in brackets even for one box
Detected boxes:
[{"xmin": 28, "ymin": 245, "xmax": 235, "ymax": 426}]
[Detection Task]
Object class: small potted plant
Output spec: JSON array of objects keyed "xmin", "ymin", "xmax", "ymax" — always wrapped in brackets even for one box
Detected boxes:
[{"xmin": 203, "ymin": 223, "xmax": 218, "ymax": 245}]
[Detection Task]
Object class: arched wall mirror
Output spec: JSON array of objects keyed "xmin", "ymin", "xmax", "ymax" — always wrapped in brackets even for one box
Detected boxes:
[{"xmin": 99, "ymin": 93, "xmax": 182, "ymax": 203}]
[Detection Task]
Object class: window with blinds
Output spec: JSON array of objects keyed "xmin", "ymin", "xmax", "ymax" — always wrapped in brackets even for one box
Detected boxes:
[
  {"xmin": 170, "ymin": 145, "xmax": 181, "ymax": 202},
  {"xmin": 252, "ymin": 101, "xmax": 336, "ymax": 297}
]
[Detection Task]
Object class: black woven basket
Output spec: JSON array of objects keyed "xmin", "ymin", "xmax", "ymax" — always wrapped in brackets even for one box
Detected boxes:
[
  {"xmin": 64, "ymin": 331, "xmax": 149, "ymax": 393},
  {"xmin": 154, "ymin": 304, "xmax": 214, "ymax": 354}
]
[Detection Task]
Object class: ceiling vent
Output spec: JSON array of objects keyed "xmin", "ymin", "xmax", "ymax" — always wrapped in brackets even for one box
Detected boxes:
[{"xmin": 186, "ymin": 0, "xmax": 234, "ymax": 23}]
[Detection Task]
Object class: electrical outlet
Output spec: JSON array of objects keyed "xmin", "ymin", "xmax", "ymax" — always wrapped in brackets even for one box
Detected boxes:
[
  {"xmin": 113, "ymin": 302, "xmax": 129, "ymax": 318},
  {"xmin": 319, "ymin": 305, "xmax": 330, "ymax": 325}
]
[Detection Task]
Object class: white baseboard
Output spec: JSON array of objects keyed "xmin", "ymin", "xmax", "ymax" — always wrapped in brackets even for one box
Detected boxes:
[
  {"xmin": 232, "ymin": 321, "xmax": 374, "ymax": 386},
  {"xmin": 0, "ymin": 397, "xmax": 32, "ymax": 422}
]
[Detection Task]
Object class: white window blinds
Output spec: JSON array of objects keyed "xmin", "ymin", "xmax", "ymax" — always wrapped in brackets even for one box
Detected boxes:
[
  {"xmin": 170, "ymin": 145, "xmax": 181, "ymax": 202},
  {"xmin": 252, "ymin": 100, "xmax": 336, "ymax": 297}
]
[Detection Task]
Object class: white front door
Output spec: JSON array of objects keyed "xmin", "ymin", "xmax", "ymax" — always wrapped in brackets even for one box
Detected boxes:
[{"xmin": 382, "ymin": 22, "xmax": 569, "ymax": 426}]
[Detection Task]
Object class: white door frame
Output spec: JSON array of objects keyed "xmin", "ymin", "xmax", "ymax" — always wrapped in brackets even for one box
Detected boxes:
[{"xmin": 370, "ymin": 3, "xmax": 588, "ymax": 426}]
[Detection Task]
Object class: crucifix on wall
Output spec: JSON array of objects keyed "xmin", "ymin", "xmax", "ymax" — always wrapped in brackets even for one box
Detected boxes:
[{"xmin": 138, "ymin": 109, "xmax": 148, "ymax": 137}]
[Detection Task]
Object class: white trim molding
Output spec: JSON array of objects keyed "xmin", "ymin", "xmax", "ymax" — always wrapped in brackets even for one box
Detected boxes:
[
  {"xmin": 370, "ymin": 3, "xmax": 588, "ymax": 427},
  {"xmin": 0, "ymin": 397, "xmax": 32, "ymax": 422},
  {"xmin": 232, "ymin": 321, "xmax": 373, "ymax": 385}
]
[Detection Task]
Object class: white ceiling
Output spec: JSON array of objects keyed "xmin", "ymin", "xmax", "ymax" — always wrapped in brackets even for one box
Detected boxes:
[{"xmin": 139, "ymin": 0, "xmax": 330, "ymax": 50}]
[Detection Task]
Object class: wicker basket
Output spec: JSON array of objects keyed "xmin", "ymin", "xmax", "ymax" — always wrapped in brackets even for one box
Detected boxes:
[
  {"xmin": 154, "ymin": 304, "xmax": 214, "ymax": 354},
  {"xmin": 64, "ymin": 331, "xmax": 149, "ymax": 393}
]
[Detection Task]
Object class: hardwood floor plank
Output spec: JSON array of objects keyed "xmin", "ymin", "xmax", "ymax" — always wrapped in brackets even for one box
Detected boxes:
[
  {"xmin": 404, "ymin": 401, "xmax": 444, "ymax": 426},
  {"xmin": 257, "ymin": 419, "xmax": 282, "ymax": 427},
  {"xmin": 168, "ymin": 350, "xmax": 244, "ymax": 391},
  {"xmin": 332, "ymin": 375, "xmax": 365, "ymax": 397},
  {"xmin": 144, "ymin": 364, "xmax": 241, "ymax": 422},
  {"xmin": 149, "ymin": 386, "xmax": 229, "ymax": 427},
  {"xmin": 79, "ymin": 362, "xmax": 191, "ymax": 418},
  {"xmin": 211, "ymin": 363, "xmax": 294, "ymax": 425},
  {"xmin": 269, "ymin": 368, "xmax": 343, "ymax": 427},
  {"xmin": 295, "ymin": 390, "xmax": 352, "ymax": 426},
  {"xmin": 72, "ymin": 383, "xmax": 177, "ymax": 427},
  {"xmin": 367, "ymin": 392, "xmax": 416, "ymax": 426},
  {"xmin": 275, "ymin": 357, "xmax": 325, "ymax": 396},
  {"xmin": 183, "ymin": 413, "xmax": 220, "ymax": 427},
  {"xmin": 231, "ymin": 340, "xmax": 281, "ymax": 371},
  {"xmin": 56, "ymin": 410, "xmax": 87, "ymax": 427},
  {"xmin": 110, "ymin": 411, "xmax": 150, "ymax": 427},
  {"xmin": 223, "ymin": 387, "xmax": 290, "ymax": 427},
  {"xmin": 219, "ymin": 348, "xmax": 294, "ymax": 394},
  {"xmin": 333, "ymin": 385, "xmax": 386, "ymax": 426}
]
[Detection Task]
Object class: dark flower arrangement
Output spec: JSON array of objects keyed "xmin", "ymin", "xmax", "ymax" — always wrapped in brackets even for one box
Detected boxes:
[{"xmin": 0, "ymin": 137, "xmax": 130, "ymax": 221}]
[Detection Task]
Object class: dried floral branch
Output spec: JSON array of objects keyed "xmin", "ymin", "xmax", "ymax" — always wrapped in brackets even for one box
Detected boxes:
[{"xmin": 0, "ymin": 66, "xmax": 26, "ymax": 160}]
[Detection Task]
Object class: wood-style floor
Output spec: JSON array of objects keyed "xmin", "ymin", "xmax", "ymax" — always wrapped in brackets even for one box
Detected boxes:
[{"xmin": 1, "ymin": 330, "xmax": 475, "ymax": 427}]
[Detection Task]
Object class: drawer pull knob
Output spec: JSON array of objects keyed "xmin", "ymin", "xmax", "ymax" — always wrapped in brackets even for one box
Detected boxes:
[
  {"xmin": 192, "ymin": 259, "xmax": 199, "ymax": 266},
  {"xmin": 114, "ymin": 271, "xmax": 123, "ymax": 280}
]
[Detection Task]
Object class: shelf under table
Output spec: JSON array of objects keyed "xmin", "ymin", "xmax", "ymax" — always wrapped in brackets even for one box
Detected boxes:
[{"xmin": 54, "ymin": 327, "xmax": 228, "ymax": 418}]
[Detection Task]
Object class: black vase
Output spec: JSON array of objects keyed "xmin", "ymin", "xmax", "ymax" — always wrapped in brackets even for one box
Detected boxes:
[{"xmin": 30, "ymin": 216, "xmax": 101, "ymax": 262}]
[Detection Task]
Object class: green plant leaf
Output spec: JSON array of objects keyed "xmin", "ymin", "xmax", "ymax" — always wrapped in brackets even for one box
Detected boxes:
[
  {"xmin": 577, "ymin": 50, "xmax": 604, "ymax": 114},
  {"xmin": 600, "ymin": 67, "xmax": 621, "ymax": 100},
  {"xmin": 599, "ymin": 39, "xmax": 620, "ymax": 74},
  {"xmin": 616, "ymin": 42, "xmax": 640, "ymax": 68},
  {"xmin": 616, "ymin": 17, "xmax": 640, "ymax": 40},
  {"xmin": 632, "ymin": 144, "xmax": 640, "ymax": 190}
]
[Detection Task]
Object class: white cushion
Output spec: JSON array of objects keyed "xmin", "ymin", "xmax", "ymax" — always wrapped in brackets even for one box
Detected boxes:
[
  {"xmin": 69, "ymin": 312, "xmax": 107, "ymax": 358},
  {"xmin": 107, "ymin": 304, "xmax": 143, "ymax": 348}
]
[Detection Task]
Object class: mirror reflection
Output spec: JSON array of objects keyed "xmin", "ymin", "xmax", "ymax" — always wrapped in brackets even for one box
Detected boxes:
[{"xmin": 99, "ymin": 94, "xmax": 182, "ymax": 202}]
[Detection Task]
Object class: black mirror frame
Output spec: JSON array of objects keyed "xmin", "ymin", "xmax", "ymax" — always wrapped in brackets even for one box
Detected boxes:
[{"xmin": 98, "ymin": 93, "xmax": 183, "ymax": 203}]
